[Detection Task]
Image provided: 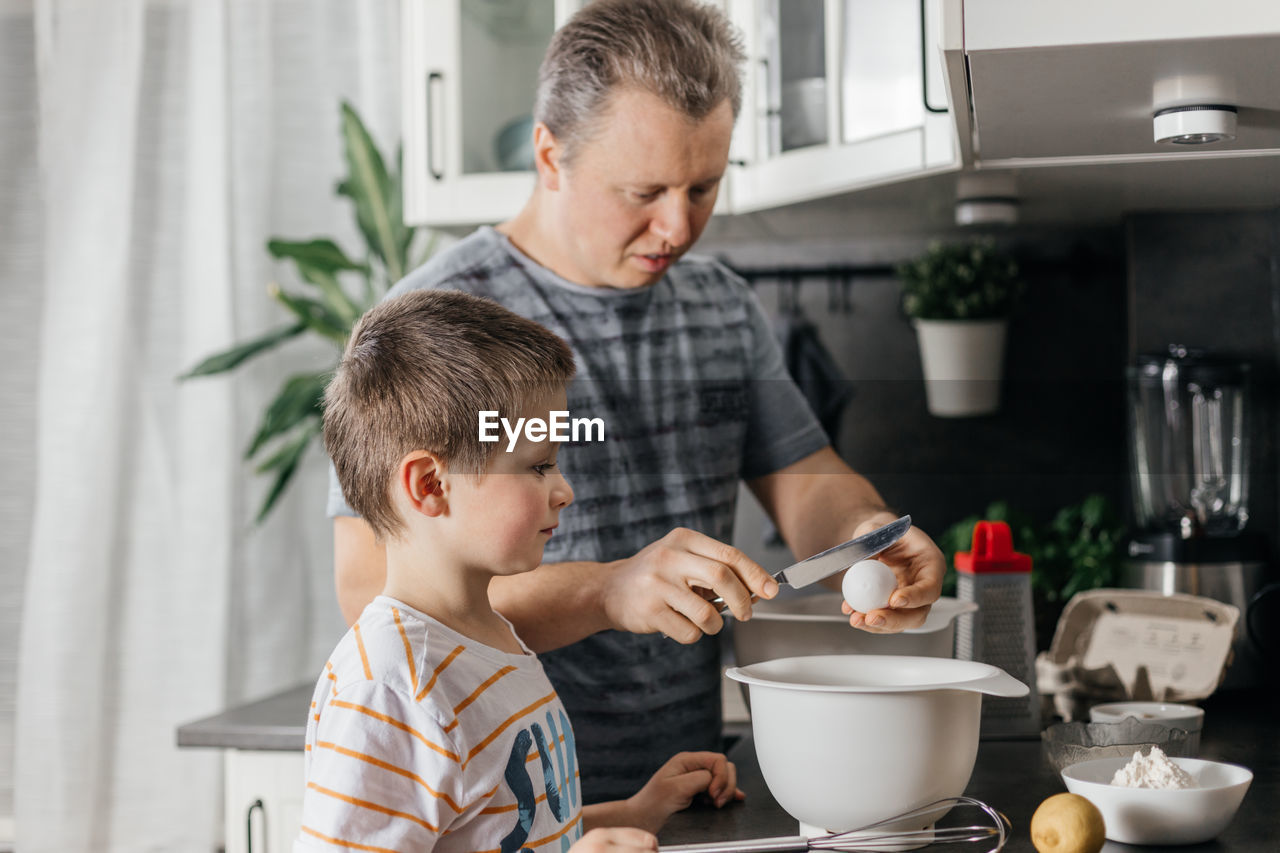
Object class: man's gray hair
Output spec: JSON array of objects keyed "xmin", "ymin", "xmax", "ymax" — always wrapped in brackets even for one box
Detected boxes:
[{"xmin": 535, "ymin": 0, "xmax": 745, "ymax": 163}]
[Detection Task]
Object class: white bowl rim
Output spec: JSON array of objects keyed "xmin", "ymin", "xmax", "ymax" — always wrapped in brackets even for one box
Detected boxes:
[
  {"xmin": 726, "ymin": 654, "xmax": 1029, "ymax": 696},
  {"xmin": 1062, "ymin": 755, "xmax": 1253, "ymax": 791},
  {"xmin": 747, "ymin": 594, "xmax": 978, "ymax": 633},
  {"xmin": 1089, "ymin": 701, "xmax": 1205, "ymax": 724}
]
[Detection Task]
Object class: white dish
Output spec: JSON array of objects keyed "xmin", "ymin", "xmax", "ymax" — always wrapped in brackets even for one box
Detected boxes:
[
  {"xmin": 1090, "ymin": 701, "xmax": 1204, "ymax": 755},
  {"xmin": 1061, "ymin": 756, "xmax": 1252, "ymax": 845},
  {"xmin": 734, "ymin": 594, "xmax": 977, "ymax": 664},
  {"xmin": 727, "ymin": 655, "xmax": 1026, "ymax": 833}
]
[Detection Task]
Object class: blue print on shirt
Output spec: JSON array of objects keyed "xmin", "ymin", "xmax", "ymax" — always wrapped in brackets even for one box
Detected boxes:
[
  {"xmin": 531, "ymin": 723, "xmax": 564, "ymax": 821},
  {"xmin": 500, "ymin": 728, "xmax": 536, "ymax": 853},
  {"xmin": 500, "ymin": 719, "xmax": 581, "ymax": 853}
]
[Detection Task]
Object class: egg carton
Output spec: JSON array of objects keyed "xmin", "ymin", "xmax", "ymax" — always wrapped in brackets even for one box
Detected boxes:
[{"xmin": 1035, "ymin": 588, "xmax": 1239, "ymax": 722}]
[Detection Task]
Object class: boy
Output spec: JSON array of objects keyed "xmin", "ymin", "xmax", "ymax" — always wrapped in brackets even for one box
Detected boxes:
[{"xmin": 298, "ymin": 290, "xmax": 741, "ymax": 852}]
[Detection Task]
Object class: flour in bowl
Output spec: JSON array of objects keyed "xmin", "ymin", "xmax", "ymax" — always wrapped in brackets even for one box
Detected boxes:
[{"xmin": 1110, "ymin": 745, "xmax": 1196, "ymax": 789}]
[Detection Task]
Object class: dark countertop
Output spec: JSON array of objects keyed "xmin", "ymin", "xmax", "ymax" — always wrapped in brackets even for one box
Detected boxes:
[
  {"xmin": 661, "ymin": 688, "xmax": 1279, "ymax": 851},
  {"xmin": 178, "ymin": 686, "xmax": 1278, "ymax": 851}
]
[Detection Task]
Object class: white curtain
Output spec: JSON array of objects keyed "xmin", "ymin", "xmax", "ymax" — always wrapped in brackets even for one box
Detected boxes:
[{"xmin": 9, "ymin": 1, "xmax": 401, "ymax": 849}]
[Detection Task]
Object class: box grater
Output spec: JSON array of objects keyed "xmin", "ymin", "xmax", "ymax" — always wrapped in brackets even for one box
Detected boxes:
[{"xmin": 955, "ymin": 520, "xmax": 1040, "ymax": 738}]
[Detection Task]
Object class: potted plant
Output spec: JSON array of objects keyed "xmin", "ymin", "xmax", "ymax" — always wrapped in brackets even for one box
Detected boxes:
[
  {"xmin": 897, "ymin": 239, "xmax": 1022, "ymax": 416},
  {"xmin": 180, "ymin": 102, "xmax": 437, "ymax": 522}
]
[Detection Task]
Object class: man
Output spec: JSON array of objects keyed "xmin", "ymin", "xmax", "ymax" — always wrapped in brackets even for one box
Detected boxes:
[{"xmin": 330, "ymin": 0, "xmax": 945, "ymax": 802}]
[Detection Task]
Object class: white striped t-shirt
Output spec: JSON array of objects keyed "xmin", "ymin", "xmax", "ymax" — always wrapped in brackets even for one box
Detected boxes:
[{"xmin": 294, "ymin": 596, "xmax": 584, "ymax": 853}]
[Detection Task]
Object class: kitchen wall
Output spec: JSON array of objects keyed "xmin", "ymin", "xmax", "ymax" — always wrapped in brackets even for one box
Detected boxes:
[
  {"xmin": 703, "ymin": 206, "xmax": 1280, "ymax": 583},
  {"xmin": 698, "ymin": 220, "xmax": 1130, "ymax": 573},
  {"xmin": 1127, "ymin": 210, "xmax": 1280, "ymax": 562}
]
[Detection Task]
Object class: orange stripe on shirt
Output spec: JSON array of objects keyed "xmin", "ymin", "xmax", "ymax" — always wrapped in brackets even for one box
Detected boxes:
[
  {"xmin": 314, "ymin": 740, "xmax": 466, "ymax": 813},
  {"xmin": 329, "ymin": 699, "xmax": 461, "ymax": 763},
  {"xmin": 307, "ymin": 781, "xmax": 439, "ymax": 833},
  {"xmin": 481, "ymin": 770, "xmax": 578, "ymax": 814},
  {"xmin": 527, "ymin": 813, "xmax": 586, "ymax": 849},
  {"xmin": 454, "ymin": 665, "xmax": 516, "ymax": 716},
  {"xmin": 525, "ymin": 733, "xmax": 565, "ymax": 763},
  {"xmin": 299, "ymin": 823, "xmax": 401, "ymax": 853},
  {"xmin": 416, "ymin": 644, "xmax": 465, "ymax": 702},
  {"xmin": 391, "ymin": 607, "xmax": 418, "ymax": 693},
  {"xmin": 352, "ymin": 623, "xmax": 373, "ymax": 680},
  {"xmin": 472, "ymin": 811, "xmax": 584, "ymax": 853},
  {"xmin": 465, "ymin": 691, "xmax": 558, "ymax": 767}
]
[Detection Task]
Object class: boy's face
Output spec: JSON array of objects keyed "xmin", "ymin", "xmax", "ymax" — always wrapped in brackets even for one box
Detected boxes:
[{"xmin": 447, "ymin": 387, "xmax": 574, "ymax": 575}]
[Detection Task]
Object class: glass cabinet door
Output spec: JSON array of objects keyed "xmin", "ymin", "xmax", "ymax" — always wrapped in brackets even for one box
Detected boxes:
[
  {"xmin": 756, "ymin": 0, "xmax": 830, "ymax": 157},
  {"xmin": 840, "ymin": 0, "xmax": 923, "ymax": 144},
  {"xmin": 727, "ymin": 0, "xmax": 955, "ymax": 213},
  {"xmin": 404, "ymin": 0, "xmax": 579, "ymax": 227},
  {"xmin": 458, "ymin": 0, "xmax": 555, "ymax": 175}
]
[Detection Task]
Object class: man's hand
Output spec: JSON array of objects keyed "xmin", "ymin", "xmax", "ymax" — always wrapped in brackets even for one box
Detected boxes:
[
  {"xmin": 568, "ymin": 827, "xmax": 658, "ymax": 851},
  {"xmin": 626, "ymin": 752, "xmax": 744, "ymax": 833},
  {"xmin": 600, "ymin": 528, "xmax": 779, "ymax": 644},
  {"xmin": 840, "ymin": 511, "xmax": 945, "ymax": 633}
]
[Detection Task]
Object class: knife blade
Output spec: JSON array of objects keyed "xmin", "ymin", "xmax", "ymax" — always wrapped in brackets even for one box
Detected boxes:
[{"xmin": 708, "ymin": 514, "xmax": 911, "ymax": 613}]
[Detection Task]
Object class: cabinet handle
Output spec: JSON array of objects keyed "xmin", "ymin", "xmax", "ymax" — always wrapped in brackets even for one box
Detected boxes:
[
  {"xmin": 246, "ymin": 798, "xmax": 267, "ymax": 853},
  {"xmin": 920, "ymin": 0, "xmax": 947, "ymax": 114},
  {"xmin": 426, "ymin": 71, "xmax": 445, "ymax": 180}
]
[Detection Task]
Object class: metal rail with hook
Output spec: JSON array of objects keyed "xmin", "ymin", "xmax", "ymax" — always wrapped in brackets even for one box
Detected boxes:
[{"xmin": 718, "ymin": 260, "xmax": 898, "ymax": 315}]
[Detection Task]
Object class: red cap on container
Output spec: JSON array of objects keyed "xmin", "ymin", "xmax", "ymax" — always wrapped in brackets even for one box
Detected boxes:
[{"xmin": 954, "ymin": 520, "xmax": 1032, "ymax": 574}]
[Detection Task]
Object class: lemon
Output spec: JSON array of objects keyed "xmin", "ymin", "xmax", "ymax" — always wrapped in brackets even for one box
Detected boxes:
[{"xmin": 1030, "ymin": 793, "xmax": 1106, "ymax": 853}]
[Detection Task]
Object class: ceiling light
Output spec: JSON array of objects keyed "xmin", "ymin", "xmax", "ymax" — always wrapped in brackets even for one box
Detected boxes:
[{"xmin": 1153, "ymin": 105, "xmax": 1237, "ymax": 145}]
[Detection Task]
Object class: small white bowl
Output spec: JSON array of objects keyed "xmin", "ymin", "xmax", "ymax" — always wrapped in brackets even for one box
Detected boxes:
[
  {"xmin": 1090, "ymin": 701, "xmax": 1204, "ymax": 755},
  {"xmin": 1062, "ymin": 756, "xmax": 1252, "ymax": 845}
]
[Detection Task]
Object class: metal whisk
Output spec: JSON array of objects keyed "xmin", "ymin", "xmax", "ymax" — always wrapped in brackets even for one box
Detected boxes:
[{"xmin": 659, "ymin": 796, "xmax": 1009, "ymax": 852}]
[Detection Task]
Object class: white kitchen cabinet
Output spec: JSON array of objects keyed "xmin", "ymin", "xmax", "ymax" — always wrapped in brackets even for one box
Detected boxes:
[
  {"xmin": 724, "ymin": 0, "xmax": 956, "ymax": 212},
  {"xmin": 944, "ymin": 0, "xmax": 1280, "ymax": 167},
  {"xmin": 402, "ymin": 0, "xmax": 584, "ymax": 227},
  {"xmin": 224, "ymin": 750, "xmax": 305, "ymax": 853},
  {"xmin": 401, "ymin": 0, "xmax": 958, "ymax": 227}
]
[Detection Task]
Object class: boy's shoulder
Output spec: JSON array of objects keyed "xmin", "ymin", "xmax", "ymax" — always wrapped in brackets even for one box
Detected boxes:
[{"xmin": 324, "ymin": 600, "xmax": 456, "ymax": 715}]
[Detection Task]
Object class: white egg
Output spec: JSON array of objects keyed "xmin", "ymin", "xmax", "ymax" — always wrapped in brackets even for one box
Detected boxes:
[{"xmin": 842, "ymin": 559, "xmax": 898, "ymax": 614}]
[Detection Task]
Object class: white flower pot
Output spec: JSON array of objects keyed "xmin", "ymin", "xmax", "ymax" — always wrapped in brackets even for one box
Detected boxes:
[{"xmin": 913, "ymin": 318, "xmax": 1008, "ymax": 417}]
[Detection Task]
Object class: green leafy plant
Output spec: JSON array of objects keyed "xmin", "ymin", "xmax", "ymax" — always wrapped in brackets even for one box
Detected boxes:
[
  {"xmin": 897, "ymin": 239, "xmax": 1023, "ymax": 320},
  {"xmin": 938, "ymin": 494, "xmax": 1126, "ymax": 649},
  {"xmin": 180, "ymin": 102, "xmax": 436, "ymax": 522}
]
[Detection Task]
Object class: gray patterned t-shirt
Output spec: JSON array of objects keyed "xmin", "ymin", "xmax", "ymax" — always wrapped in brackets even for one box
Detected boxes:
[{"xmin": 328, "ymin": 226, "xmax": 828, "ymax": 801}]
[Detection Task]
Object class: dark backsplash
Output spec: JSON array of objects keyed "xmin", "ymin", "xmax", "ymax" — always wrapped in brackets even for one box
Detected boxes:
[
  {"xmin": 724, "ymin": 209, "xmax": 1279, "ymax": 567},
  {"xmin": 1126, "ymin": 210, "xmax": 1280, "ymax": 559}
]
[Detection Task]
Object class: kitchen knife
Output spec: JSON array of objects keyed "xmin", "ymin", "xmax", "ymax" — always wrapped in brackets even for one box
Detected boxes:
[{"xmin": 708, "ymin": 514, "xmax": 911, "ymax": 614}]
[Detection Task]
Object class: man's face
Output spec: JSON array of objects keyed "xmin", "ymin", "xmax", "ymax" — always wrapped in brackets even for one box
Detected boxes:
[{"xmin": 542, "ymin": 88, "xmax": 735, "ymax": 289}]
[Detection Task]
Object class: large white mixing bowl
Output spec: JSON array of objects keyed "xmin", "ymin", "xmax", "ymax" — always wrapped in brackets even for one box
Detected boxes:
[{"xmin": 727, "ymin": 655, "xmax": 1028, "ymax": 835}]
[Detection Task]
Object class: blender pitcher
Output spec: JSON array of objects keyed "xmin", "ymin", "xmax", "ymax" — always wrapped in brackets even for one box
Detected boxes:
[{"xmin": 1127, "ymin": 346, "xmax": 1251, "ymax": 538}]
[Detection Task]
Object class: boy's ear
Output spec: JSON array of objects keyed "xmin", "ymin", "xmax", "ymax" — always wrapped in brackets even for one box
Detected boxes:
[
  {"xmin": 532, "ymin": 122, "xmax": 561, "ymax": 192},
  {"xmin": 398, "ymin": 451, "xmax": 448, "ymax": 518}
]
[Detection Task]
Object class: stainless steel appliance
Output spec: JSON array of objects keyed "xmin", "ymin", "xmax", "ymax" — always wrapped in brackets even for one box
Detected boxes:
[{"xmin": 1124, "ymin": 346, "xmax": 1271, "ymax": 688}]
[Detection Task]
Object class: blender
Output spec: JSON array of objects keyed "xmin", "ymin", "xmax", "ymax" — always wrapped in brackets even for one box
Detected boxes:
[{"xmin": 1124, "ymin": 345, "xmax": 1270, "ymax": 688}]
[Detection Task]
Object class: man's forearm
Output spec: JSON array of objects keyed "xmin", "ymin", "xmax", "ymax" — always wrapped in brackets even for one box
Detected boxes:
[
  {"xmin": 488, "ymin": 560, "xmax": 617, "ymax": 652},
  {"xmin": 754, "ymin": 450, "xmax": 888, "ymax": 559}
]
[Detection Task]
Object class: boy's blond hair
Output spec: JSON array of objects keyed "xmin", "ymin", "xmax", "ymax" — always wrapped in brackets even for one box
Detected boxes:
[{"xmin": 324, "ymin": 289, "xmax": 575, "ymax": 539}]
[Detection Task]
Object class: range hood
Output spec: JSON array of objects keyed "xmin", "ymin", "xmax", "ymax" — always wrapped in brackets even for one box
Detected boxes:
[{"xmin": 938, "ymin": 0, "xmax": 1280, "ymax": 209}]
